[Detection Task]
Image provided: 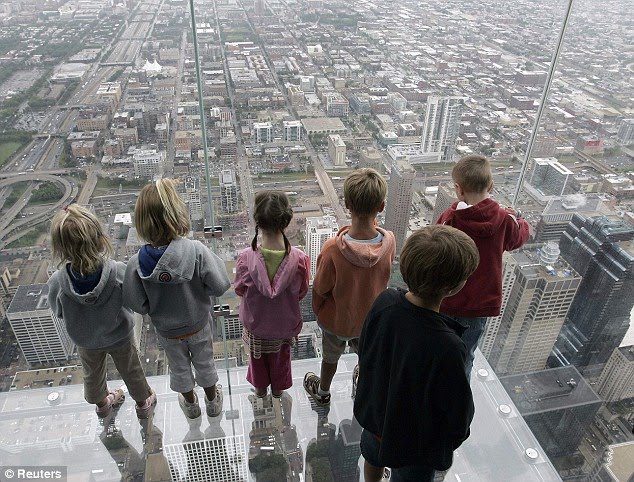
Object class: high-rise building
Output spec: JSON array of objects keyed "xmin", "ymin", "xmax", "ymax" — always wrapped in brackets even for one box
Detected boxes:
[
  {"xmin": 292, "ymin": 331, "xmax": 317, "ymax": 360},
  {"xmin": 480, "ymin": 251, "xmax": 517, "ymax": 359},
  {"xmin": 328, "ymin": 134, "xmax": 346, "ymax": 166},
  {"xmin": 181, "ymin": 176, "xmax": 204, "ymax": 231},
  {"xmin": 300, "ymin": 287, "xmax": 315, "ymax": 322},
  {"xmin": 252, "ymin": 122, "xmax": 273, "ymax": 144},
  {"xmin": 588, "ymin": 441, "xmax": 634, "ymax": 482},
  {"xmin": 487, "ymin": 245, "xmax": 581, "ymax": 376},
  {"xmin": 616, "ymin": 118, "xmax": 634, "ymax": 145},
  {"xmin": 535, "ymin": 194, "xmax": 608, "ymax": 243},
  {"xmin": 553, "ymin": 215, "xmax": 634, "ymax": 370},
  {"xmin": 500, "ymin": 366, "xmax": 602, "ymax": 458},
  {"xmin": 164, "ymin": 435, "xmax": 247, "ymax": 482},
  {"xmin": 431, "ymin": 181, "xmax": 455, "ymax": 223},
  {"xmin": 596, "ymin": 345, "xmax": 634, "ymax": 402},
  {"xmin": 132, "ymin": 148, "xmax": 166, "ymax": 179},
  {"xmin": 305, "ymin": 215, "xmax": 339, "ymax": 279},
  {"xmin": 385, "ymin": 161, "xmax": 416, "ymax": 253},
  {"xmin": 420, "ymin": 96, "xmax": 462, "ymax": 162},
  {"xmin": 329, "ymin": 419, "xmax": 362, "ymax": 482},
  {"xmin": 359, "ymin": 147, "xmax": 382, "ymax": 171},
  {"xmin": 254, "ymin": 0, "xmax": 265, "ymax": 15},
  {"xmin": 219, "ymin": 169, "xmax": 240, "ymax": 214},
  {"xmin": 528, "ymin": 157, "xmax": 573, "ymax": 196},
  {"xmin": 299, "ymin": 76, "xmax": 315, "ymax": 93},
  {"xmin": 283, "ymin": 120, "xmax": 302, "ymax": 142},
  {"xmin": 7, "ymin": 284, "xmax": 75, "ymax": 366}
]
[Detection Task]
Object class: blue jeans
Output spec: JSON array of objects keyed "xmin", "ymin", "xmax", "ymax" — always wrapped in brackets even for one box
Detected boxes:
[
  {"xmin": 454, "ymin": 317, "xmax": 487, "ymax": 378},
  {"xmin": 360, "ymin": 429, "xmax": 435, "ymax": 482}
]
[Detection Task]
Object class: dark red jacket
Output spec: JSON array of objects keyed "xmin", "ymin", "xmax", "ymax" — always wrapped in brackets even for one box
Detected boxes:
[{"xmin": 437, "ymin": 198, "xmax": 529, "ymax": 317}]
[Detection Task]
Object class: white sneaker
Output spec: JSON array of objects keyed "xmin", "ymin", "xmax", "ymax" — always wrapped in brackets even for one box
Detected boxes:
[
  {"xmin": 205, "ymin": 385, "xmax": 223, "ymax": 417},
  {"xmin": 178, "ymin": 392, "xmax": 201, "ymax": 419}
]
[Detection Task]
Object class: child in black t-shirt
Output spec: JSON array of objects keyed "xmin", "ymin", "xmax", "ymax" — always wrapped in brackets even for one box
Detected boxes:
[{"xmin": 354, "ymin": 225, "xmax": 480, "ymax": 482}]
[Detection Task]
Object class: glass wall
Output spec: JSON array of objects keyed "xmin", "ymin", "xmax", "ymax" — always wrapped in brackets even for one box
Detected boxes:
[{"xmin": 0, "ymin": 0, "xmax": 631, "ymax": 480}]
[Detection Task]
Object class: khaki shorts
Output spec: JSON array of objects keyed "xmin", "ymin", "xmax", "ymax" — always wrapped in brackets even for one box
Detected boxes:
[{"xmin": 321, "ymin": 329, "xmax": 359, "ymax": 364}]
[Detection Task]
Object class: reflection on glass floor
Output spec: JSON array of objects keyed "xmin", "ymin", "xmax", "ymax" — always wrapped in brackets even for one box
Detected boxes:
[{"xmin": 0, "ymin": 353, "xmax": 562, "ymax": 481}]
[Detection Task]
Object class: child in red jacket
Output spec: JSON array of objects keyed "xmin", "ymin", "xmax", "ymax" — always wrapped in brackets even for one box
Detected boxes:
[{"xmin": 437, "ymin": 155, "xmax": 529, "ymax": 377}]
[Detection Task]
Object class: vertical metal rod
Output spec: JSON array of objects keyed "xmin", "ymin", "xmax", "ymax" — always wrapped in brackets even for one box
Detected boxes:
[
  {"xmin": 512, "ymin": 0, "xmax": 575, "ymax": 208},
  {"xmin": 188, "ymin": 0, "xmax": 215, "ymax": 228}
]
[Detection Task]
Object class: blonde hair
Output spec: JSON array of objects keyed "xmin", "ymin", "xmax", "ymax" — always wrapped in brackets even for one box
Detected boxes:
[
  {"xmin": 135, "ymin": 178, "xmax": 190, "ymax": 245},
  {"xmin": 343, "ymin": 168, "xmax": 387, "ymax": 217},
  {"xmin": 400, "ymin": 225, "xmax": 479, "ymax": 300},
  {"xmin": 50, "ymin": 204, "xmax": 113, "ymax": 275},
  {"xmin": 452, "ymin": 155, "xmax": 493, "ymax": 194}
]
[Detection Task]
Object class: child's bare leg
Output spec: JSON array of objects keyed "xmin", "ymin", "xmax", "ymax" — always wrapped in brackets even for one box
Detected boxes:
[
  {"xmin": 319, "ymin": 361, "xmax": 338, "ymax": 392},
  {"xmin": 182, "ymin": 390, "xmax": 196, "ymax": 403},
  {"xmin": 364, "ymin": 460, "xmax": 385, "ymax": 482},
  {"xmin": 203, "ymin": 385, "xmax": 217, "ymax": 401}
]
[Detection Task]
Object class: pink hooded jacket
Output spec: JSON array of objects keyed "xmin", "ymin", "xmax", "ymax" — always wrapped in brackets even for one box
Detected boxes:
[{"xmin": 234, "ymin": 246, "xmax": 310, "ymax": 340}]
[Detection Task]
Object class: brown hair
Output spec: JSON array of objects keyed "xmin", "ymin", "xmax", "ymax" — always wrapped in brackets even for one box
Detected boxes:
[
  {"xmin": 252, "ymin": 191, "xmax": 293, "ymax": 254},
  {"xmin": 400, "ymin": 225, "xmax": 479, "ymax": 300},
  {"xmin": 344, "ymin": 168, "xmax": 387, "ymax": 217},
  {"xmin": 135, "ymin": 178, "xmax": 190, "ymax": 245},
  {"xmin": 50, "ymin": 204, "xmax": 113, "ymax": 275},
  {"xmin": 452, "ymin": 154, "xmax": 493, "ymax": 194}
]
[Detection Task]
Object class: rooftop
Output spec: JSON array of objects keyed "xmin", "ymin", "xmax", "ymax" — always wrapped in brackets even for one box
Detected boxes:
[
  {"xmin": 6, "ymin": 284, "xmax": 50, "ymax": 314},
  {"xmin": 617, "ymin": 345, "xmax": 634, "ymax": 362},
  {"xmin": 500, "ymin": 365, "xmax": 602, "ymax": 415},
  {"xmin": 0, "ymin": 354, "xmax": 561, "ymax": 481},
  {"xmin": 603, "ymin": 442, "xmax": 634, "ymax": 482}
]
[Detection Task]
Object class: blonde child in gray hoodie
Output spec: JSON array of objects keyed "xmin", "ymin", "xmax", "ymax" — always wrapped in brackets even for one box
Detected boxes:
[
  {"xmin": 124, "ymin": 179, "xmax": 230, "ymax": 419},
  {"xmin": 48, "ymin": 204, "xmax": 155, "ymax": 419}
]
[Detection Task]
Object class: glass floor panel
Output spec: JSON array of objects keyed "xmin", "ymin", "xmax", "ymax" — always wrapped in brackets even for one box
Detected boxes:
[{"xmin": 0, "ymin": 352, "xmax": 561, "ymax": 481}]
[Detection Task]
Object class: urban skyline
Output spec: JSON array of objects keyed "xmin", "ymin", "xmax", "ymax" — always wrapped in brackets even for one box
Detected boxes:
[{"xmin": 0, "ymin": 0, "xmax": 632, "ymax": 479}]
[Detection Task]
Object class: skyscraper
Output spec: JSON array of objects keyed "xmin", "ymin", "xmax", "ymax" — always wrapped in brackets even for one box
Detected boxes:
[
  {"xmin": 596, "ymin": 345, "xmax": 634, "ymax": 402},
  {"xmin": 7, "ymin": 284, "xmax": 75, "ymax": 366},
  {"xmin": 616, "ymin": 118, "xmax": 634, "ymax": 145},
  {"xmin": 480, "ymin": 251, "xmax": 517, "ymax": 359},
  {"xmin": 252, "ymin": 122, "xmax": 273, "ymax": 143},
  {"xmin": 181, "ymin": 176, "xmax": 204, "ymax": 231},
  {"xmin": 283, "ymin": 120, "xmax": 302, "ymax": 142},
  {"xmin": 219, "ymin": 169, "xmax": 239, "ymax": 214},
  {"xmin": 487, "ymin": 245, "xmax": 581, "ymax": 376},
  {"xmin": 329, "ymin": 419, "xmax": 362, "ymax": 482},
  {"xmin": 431, "ymin": 181, "xmax": 455, "ymax": 223},
  {"xmin": 305, "ymin": 215, "xmax": 339, "ymax": 279},
  {"xmin": 500, "ymin": 366, "xmax": 602, "ymax": 458},
  {"xmin": 552, "ymin": 215, "xmax": 634, "ymax": 370},
  {"xmin": 385, "ymin": 160, "xmax": 416, "ymax": 253},
  {"xmin": 328, "ymin": 134, "xmax": 346, "ymax": 166},
  {"xmin": 420, "ymin": 96, "xmax": 462, "ymax": 162},
  {"xmin": 534, "ymin": 194, "xmax": 608, "ymax": 243},
  {"xmin": 528, "ymin": 157, "xmax": 572, "ymax": 197}
]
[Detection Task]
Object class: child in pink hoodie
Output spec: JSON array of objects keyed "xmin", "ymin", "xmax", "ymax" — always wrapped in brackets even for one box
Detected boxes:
[{"xmin": 234, "ymin": 191, "xmax": 310, "ymax": 398}]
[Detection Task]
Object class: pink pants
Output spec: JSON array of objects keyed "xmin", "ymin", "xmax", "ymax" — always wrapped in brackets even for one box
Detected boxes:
[{"xmin": 246, "ymin": 344, "xmax": 292, "ymax": 392}]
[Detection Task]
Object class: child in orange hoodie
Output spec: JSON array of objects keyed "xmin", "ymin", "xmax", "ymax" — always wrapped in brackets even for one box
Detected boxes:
[{"xmin": 304, "ymin": 168, "xmax": 396, "ymax": 406}]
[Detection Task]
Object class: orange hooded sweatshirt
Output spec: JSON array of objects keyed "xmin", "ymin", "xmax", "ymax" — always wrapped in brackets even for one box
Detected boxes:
[{"xmin": 312, "ymin": 226, "xmax": 396, "ymax": 338}]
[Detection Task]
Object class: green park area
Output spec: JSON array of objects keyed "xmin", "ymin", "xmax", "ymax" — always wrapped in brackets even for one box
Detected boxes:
[
  {"xmin": 6, "ymin": 224, "xmax": 47, "ymax": 248},
  {"xmin": 28, "ymin": 182, "xmax": 63, "ymax": 205},
  {"xmin": 3, "ymin": 182, "xmax": 29, "ymax": 208},
  {"xmin": 0, "ymin": 142, "xmax": 22, "ymax": 168}
]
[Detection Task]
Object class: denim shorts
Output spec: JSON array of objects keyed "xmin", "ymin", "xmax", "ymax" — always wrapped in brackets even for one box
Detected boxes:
[{"xmin": 360, "ymin": 429, "xmax": 435, "ymax": 482}]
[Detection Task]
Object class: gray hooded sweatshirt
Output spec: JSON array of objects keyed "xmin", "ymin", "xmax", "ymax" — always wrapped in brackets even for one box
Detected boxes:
[
  {"xmin": 123, "ymin": 237, "xmax": 231, "ymax": 338},
  {"xmin": 47, "ymin": 260, "xmax": 135, "ymax": 350}
]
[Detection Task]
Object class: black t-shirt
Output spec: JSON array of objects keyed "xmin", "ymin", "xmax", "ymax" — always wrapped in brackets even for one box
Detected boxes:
[{"xmin": 353, "ymin": 288, "xmax": 474, "ymax": 470}]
